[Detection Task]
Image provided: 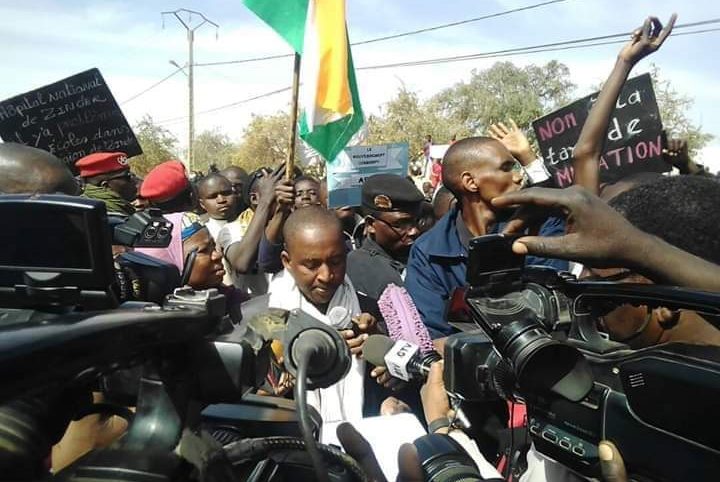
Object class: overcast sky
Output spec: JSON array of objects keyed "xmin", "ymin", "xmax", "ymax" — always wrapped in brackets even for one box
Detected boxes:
[{"xmin": 1, "ymin": 0, "xmax": 719, "ymax": 168}]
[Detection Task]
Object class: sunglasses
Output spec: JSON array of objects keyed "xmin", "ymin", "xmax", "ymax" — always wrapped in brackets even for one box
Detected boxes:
[
  {"xmin": 370, "ymin": 215, "xmax": 418, "ymax": 237},
  {"xmin": 105, "ymin": 170, "xmax": 137, "ymax": 182}
]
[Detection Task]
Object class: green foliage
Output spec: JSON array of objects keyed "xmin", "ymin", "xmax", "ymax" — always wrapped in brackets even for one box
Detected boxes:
[
  {"xmin": 192, "ymin": 128, "xmax": 238, "ymax": 174},
  {"xmin": 232, "ymin": 111, "xmax": 301, "ymax": 173},
  {"xmin": 131, "ymin": 115, "xmax": 179, "ymax": 177},
  {"xmin": 430, "ymin": 61, "xmax": 575, "ymax": 135},
  {"xmin": 366, "ymin": 61, "xmax": 574, "ymax": 158}
]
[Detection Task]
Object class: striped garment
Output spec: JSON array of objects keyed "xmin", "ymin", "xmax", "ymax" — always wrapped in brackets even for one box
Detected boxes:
[{"xmin": 242, "ymin": 0, "xmax": 364, "ymax": 162}]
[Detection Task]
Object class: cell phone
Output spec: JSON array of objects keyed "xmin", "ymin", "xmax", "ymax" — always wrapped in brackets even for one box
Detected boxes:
[{"xmin": 466, "ymin": 234, "xmax": 525, "ymax": 287}]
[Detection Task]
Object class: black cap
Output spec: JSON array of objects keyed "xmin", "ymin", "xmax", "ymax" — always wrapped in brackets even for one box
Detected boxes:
[{"xmin": 361, "ymin": 173, "xmax": 424, "ymax": 213}]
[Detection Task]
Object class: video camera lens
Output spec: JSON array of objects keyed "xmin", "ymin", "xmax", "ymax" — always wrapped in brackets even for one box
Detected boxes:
[
  {"xmin": 466, "ymin": 289, "xmax": 592, "ymax": 402},
  {"xmin": 415, "ymin": 433, "xmax": 482, "ymax": 482},
  {"xmin": 144, "ymin": 226, "xmax": 158, "ymax": 239}
]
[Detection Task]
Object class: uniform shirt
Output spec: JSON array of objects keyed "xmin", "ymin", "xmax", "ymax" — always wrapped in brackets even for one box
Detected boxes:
[
  {"xmin": 404, "ymin": 205, "xmax": 568, "ymax": 338},
  {"xmin": 346, "ymin": 237, "xmax": 405, "ymax": 302}
]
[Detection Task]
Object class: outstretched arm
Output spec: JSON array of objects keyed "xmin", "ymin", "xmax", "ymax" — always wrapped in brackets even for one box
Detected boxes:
[
  {"xmin": 573, "ymin": 14, "xmax": 676, "ymax": 194},
  {"xmin": 493, "ymin": 185, "xmax": 720, "ymax": 292}
]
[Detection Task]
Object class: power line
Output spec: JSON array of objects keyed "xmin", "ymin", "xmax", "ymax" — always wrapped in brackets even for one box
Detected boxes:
[
  {"xmin": 120, "ymin": 67, "xmax": 184, "ymax": 105},
  {"xmin": 193, "ymin": 0, "xmax": 570, "ymax": 67},
  {"xmin": 156, "ymin": 85, "xmax": 293, "ymax": 125},
  {"xmin": 154, "ymin": 25, "xmax": 720, "ymax": 125},
  {"xmin": 354, "ymin": 0, "xmax": 568, "ymax": 46},
  {"xmin": 358, "ymin": 19, "xmax": 720, "ymax": 70}
]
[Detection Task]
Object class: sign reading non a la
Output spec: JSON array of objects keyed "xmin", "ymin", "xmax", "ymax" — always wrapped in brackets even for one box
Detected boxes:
[
  {"xmin": 531, "ymin": 73, "xmax": 667, "ymax": 187},
  {"xmin": 0, "ymin": 68, "xmax": 142, "ymax": 171}
]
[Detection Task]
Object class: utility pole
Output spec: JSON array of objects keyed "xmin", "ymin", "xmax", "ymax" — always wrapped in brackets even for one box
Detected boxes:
[{"xmin": 162, "ymin": 9, "xmax": 219, "ymax": 172}]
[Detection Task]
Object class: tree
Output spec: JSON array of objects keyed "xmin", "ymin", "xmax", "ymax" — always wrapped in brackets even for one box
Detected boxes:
[
  {"xmin": 232, "ymin": 110, "xmax": 301, "ymax": 172},
  {"xmin": 131, "ymin": 115, "xmax": 179, "ymax": 177},
  {"xmin": 364, "ymin": 61, "xmax": 574, "ymax": 159},
  {"xmin": 367, "ymin": 87, "xmax": 467, "ymax": 160},
  {"xmin": 650, "ymin": 65, "xmax": 713, "ymax": 156},
  {"xmin": 430, "ymin": 61, "xmax": 575, "ymax": 135},
  {"xmin": 192, "ymin": 128, "xmax": 239, "ymax": 174}
]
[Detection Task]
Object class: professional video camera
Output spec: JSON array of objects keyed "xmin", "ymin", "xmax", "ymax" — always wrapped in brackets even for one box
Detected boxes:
[
  {"xmin": 443, "ymin": 234, "xmax": 720, "ymax": 481},
  {"xmin": 0, "ymin": 195, "xmax": 366, "ymax": 482}
]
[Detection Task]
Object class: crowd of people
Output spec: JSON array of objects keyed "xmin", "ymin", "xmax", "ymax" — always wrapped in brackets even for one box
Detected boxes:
[{"xmin": 1, "ymin": 12, "xmax": 718, "ymax": 482}]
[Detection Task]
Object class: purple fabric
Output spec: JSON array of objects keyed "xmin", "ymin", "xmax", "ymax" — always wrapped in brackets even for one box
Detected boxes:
[{"xmin": 378, "ymin": 283, "xmax": 435, "ymax": 354}]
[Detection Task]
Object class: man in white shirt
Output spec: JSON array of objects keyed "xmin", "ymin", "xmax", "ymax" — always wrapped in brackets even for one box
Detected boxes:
[{"xmin": 268, "ymin": 205, "xmax": 378, "ymax": 442}]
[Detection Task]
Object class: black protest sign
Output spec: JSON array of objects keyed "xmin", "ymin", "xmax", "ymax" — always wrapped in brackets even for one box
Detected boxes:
[
  {"xmin": 532, "ymin": 73, "xmax": 668, "ymax": 187},
  {"xmin": 0, "ymin": 68, "xmax": 142, "ymax": 171}
]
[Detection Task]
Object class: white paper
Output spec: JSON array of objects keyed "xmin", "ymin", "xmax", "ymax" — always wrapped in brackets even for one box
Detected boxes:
[{"xmin": 323, "ymin": 413, "xmax": 426, "ymax": 481}]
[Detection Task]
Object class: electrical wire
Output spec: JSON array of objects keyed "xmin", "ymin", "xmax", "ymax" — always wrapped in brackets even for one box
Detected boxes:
[
  {"xmin": 357, "ymin": 19, "xmax": 720, "ymax": 70},
  {"xmin": 295, "ymin": 357, "xmax": 330, "ymax": 482},
  {"xmin": 154, "ymin": 25, "xmax": 720, "ymax": 124},
  {"xmin": 120, "ymin": 67, "xmax": 185, "ymax": 105},
  {"xmin": 194, "ymin": 0, "xmax": 570, "ymax": 67}
]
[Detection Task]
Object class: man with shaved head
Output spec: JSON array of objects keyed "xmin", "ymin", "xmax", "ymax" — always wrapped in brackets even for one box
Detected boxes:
[
  {"xmin": 0, "ymin": 143, "xmax": 79, "ymax": 195},
  {"xmin": 266, "ymin": 205, "xmax": 379, "ymax": 443},
  {"xmin": 405, "ymin": 137, "xmax": 567, "ymax": 338}
]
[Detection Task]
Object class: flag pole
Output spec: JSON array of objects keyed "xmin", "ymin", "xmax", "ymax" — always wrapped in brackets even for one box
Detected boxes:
[{"xmin": 286, "ymin": 52, "xmax": 301, "ymax": 181}]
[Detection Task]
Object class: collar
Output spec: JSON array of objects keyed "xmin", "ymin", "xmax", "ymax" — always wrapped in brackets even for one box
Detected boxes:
[
  {"xmin": 421, "ymin": 205, "xmax": 467, "ymax": 259},
  {"xmin": 455, "ymin": 211, "xmax": 474, "ymax": 250},
  {"xmin": 360, "ymin": 237, "xmax": 407, "ymax": 268},
  {"xmin": 422, "ymin": 205, "xmax": 504, "ymax": 258}
]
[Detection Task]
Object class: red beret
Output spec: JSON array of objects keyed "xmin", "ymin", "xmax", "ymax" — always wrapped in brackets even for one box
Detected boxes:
[
  {"xmin": 139, "ymin": 160, "xmax": 190, "ymax": 201},
  {"xmin": 75, "ymin": 152, "xmax": 129, "ymax": 177}
]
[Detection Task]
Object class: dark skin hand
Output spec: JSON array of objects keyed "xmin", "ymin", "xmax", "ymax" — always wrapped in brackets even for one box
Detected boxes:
[
  {"xmin": 573, "ymin": 14, "xmax": 676, "ymax": 195},
  {"xmin": 265, "ymin": 179, "xmax": 296, "ymax": 244},
  {"xmin": 487, "ymin": 119, "xmax": 536, "ymax": 166},
  {"xmin": 493, "ymin": 186, "xmax": 720, "ymax": 292},
  {"xmin": 225, "ymin": 168, "xmax": 285, "ymax": 273},
  {"xmin": 342, "ymin": 313, "xmax": 377, "ymax": 356},
  {"xmin": 340, "ymin": 361, "xmax": 630, "ymax": 482}
]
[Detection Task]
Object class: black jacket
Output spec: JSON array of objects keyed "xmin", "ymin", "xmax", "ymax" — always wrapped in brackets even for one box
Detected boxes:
[{"xmin": 346, "ymin": 237, "xmax": 405, "ymax": 304}]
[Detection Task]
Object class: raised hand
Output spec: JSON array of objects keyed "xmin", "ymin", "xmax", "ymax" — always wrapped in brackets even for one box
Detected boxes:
[
  {"xmin": 663, "ymin": 137, "xmax": 692, "ymax": 171},
  {"xmin": 618, "ymin": 14, "xmax": 677, "ymax": 65},
  {"xmin": 493, "ymin": 185, "xmax": 642, "ymax": 267},
  {"xmin": 488, "ymin": 119, "xmax": 535, "ymax": 166}
]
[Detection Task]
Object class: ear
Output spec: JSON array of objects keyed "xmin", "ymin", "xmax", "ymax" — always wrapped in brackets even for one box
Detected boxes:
[
  {"xmin": 199, "ymin": 198, "xmax": 207, "ymax": 211},
  {"xmin": 460, "ymin": 171, "xmax": 478, "ymax": 193},
  {"xmin": 100, "ymin": 180, "xmax": 110, "ymax": 188},
  {"xmin": 365, "ymin": 216, "xmax": 376, "ymax": 235},
  {"xmin": 281, "ymin": 250, "xmax": 292, "ymax": 271}
]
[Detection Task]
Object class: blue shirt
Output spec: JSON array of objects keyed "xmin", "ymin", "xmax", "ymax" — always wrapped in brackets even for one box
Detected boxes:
[{"xmin": 405, "ymin": 205, "xmax": 568, "ymax": 338}]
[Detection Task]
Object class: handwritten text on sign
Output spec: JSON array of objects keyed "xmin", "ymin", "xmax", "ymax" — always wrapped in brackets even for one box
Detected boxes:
[
  {"xmin": 0, "ymin": 68, "xmax": 142, "ymax": 170},
  {"xmin": 532, "ymin": 73, "xmax": 667, "ymax": 187}
]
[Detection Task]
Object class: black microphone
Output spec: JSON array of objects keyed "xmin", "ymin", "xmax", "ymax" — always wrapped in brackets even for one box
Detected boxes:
[
  {"xmin": 282, "ymin": 309, "xmax": 351, "ymax": 390},
  {"xmin": 363, "ymin": 334, "xmax": 441, "ymax": 382}
]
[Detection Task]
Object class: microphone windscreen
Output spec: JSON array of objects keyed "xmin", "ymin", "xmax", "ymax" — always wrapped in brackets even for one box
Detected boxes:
[
  {"xmin": 327, "ymin": 306, "xmax": 351, "ymax": 329},
  {"xmin": 378, "ymin": 284, "xmax": 435, "ymax": 353},
  {"xmin": 362, "ymin": 334, "xmax": 396, "ymax": 367}
]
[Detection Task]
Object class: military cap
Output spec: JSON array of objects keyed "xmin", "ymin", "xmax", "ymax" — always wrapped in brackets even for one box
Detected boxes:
[{"xmin": 361, "ymin": 173, "xmax": 424, "ymax": 212}]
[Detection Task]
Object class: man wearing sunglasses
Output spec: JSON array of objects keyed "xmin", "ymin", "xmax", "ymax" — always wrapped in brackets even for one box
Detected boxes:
[
  {"xmin": 76, "ymin": 151, "xmax": 138, "ymax": 215},
  {"xmin": 346, "ymin": 174, "xmax": 424, "ymax": 304}
]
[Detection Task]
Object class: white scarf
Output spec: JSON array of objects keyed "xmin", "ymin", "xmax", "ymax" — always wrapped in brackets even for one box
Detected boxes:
[{"xmin": 268, "ymin": 270, "xmax": 365, "ymax": 441}]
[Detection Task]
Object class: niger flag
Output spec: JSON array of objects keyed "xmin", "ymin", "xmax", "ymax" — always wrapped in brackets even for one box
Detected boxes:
[{"xmin": 242, "ymin": 0, "xmax": 364, "ymax": 162}]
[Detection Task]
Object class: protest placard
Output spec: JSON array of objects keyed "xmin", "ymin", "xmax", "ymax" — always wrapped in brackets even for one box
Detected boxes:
[
  {"xmin": 0, "ymin": 68, "xmax": 142, "ymax": 170},
  {"xmin": 532, "ymin": 73, "xmax": 668, "ymax": 187},
  {"xmin": 327, "ymin": 143, "xmax": 409, "ymax": 208}
]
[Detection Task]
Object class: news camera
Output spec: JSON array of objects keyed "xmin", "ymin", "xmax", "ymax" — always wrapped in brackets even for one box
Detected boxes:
[
  {"xmin": 444, "ymin": 234, "xmax": 720, "ymax": 481},
  {"xmin": 0, "ymin": 195, "xmax": 364, "ymax": 482}
]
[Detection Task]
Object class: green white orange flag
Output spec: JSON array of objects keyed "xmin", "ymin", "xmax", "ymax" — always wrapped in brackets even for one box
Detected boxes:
[{"xmin": 242, "ymin": 0, "xmax": 364, "ymax": 162}]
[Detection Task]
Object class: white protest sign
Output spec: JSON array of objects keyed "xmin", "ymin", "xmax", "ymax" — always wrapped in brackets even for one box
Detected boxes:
[{"xmin": 327, "ymin": 143, "xmax": 409, "ymax": 208}]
